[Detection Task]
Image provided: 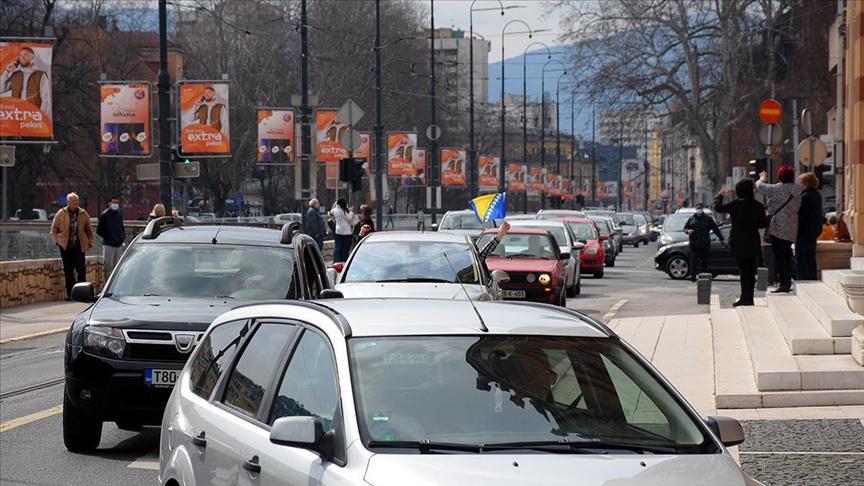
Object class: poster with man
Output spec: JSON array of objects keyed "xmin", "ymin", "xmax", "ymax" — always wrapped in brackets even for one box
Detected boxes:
[
  {"xmin": 478, "ymin": 155, "xmax": 500, "ymax": 190},
  {"xmin": 99, "ymin": 83, "xmax": 150, "ymax": 156},
  {"xmin": 0, "ymin": 41, "xmax": 53, "ymax": 139},
  {"xmin": 315, "ymin": 109, "xmax": 348, "ymax": 163},
  {"xmin": 386, "ymin": 132, "xmax": 418, "ymax": 176},
  {"xmin": 506, "ymin": 164, "xmax": 527, "ymax": 191},
  {"xmin": 440, "ymin": 148, "xmax": 466, "ymax": 186},
  {"xmin": 546, "ymin": 174, "xmax": 562, "ymax": 197},
  {"xmin": 179, "ymin": 82, "xmax": 230, "ymax": 154},
  {"xmin": 402, "ymin": 149, "xmax": 426, "ymax": 186},
  {"xmin": 561, "ymin": 179, "xmax": 573, "ymax": 200},
  {"xmin": 529, "ymin": 167, "xmax": 546, "ymax": 192},
  {"xmin": 326, "ymin": 132, "xmax": 370, "ymax": 189},
  {"xmin": 257, "ymin": 109, "xmax": 294, "ymax": 163}
]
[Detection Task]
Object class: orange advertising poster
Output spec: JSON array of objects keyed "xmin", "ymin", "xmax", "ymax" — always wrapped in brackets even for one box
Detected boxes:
[
  {"xmin": 529, "ymin": 167, "xmax": 546, "ymax": 192},
  {"xmin": 440, "ymin": 148, "xmax": 467, "ymax": 186},
  {"xmin": 386, "ymin": 132, "xmax": 418, "ymax": 176},
  {"xmin": 506, "ymin": 164, "xmax": 527, "ymax": 191},
  {"xmin": 257, "ymin": 109, "xmax": 294, "ymax": 163},
  {"xmin": 179, "ymin": 82, "xmax": 230, "ymax": 154},
  {"xmin": 546, "ymin": 174, "xmax": 563, "ymax": 196},
  {"xmin": 402, "ymin": 148, "xmax": 426, "ymax": 186},
  {"xmin": 478, "ymin": 155, "xmax": 500, "ymax": 190},
  {"xmin": 99, "ymin": 83, "xmax": 150, "ymax": 156},
  {"xmin": 0, "ymin": 41, "xmax": 53, "ymax": 139},
  {"xmin": 315, "ymin": 109, "xmax": 348, "ymax": 163},
  {"xmin": 326, "ymin": 132, "xmax": 371, "ymax": 189},
  {"xmin": 560, "ymin": 179, "xmax": 573, "ymax": 200}
]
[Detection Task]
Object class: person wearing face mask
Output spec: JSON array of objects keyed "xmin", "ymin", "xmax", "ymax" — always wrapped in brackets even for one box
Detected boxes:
[
  {"xmin": 50, "ymin": 193, "xmax": 94, "ymax": 298},
  {"xmin": 96, "ymin": 196, "xmax": 126, "ymax": 276},
  {"xmin": 683, "ymin": 203, "xmax": 724, "ymax": 282}
]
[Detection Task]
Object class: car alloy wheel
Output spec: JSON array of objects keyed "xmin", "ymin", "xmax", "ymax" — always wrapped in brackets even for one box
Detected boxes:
[{"xmin": 666, "ymin": 255, "xmax": 690, "ymax": 280}]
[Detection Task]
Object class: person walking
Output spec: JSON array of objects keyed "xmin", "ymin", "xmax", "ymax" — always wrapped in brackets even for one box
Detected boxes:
[
  {"xmin": 96, "ymin": 195, "xmax": 125, "ymax": 277},
  {"xmin": 303, "ymin": 198, "xmax": 326, "ymax": 250},
  {"xmin": 756, "ymin": 165, "xmax": 801, "ymax": 293},
  {"xmin": 683, "ymin": 203, "xmax": 724, "ymax": 281},
  {"xmin": 329, "ymin": 198, "xmax": 356, "ymax": 263},
  {"xmin": 796, "ymin": 173, "xmax": 823, "ymax": 281},
  {"xmin": 385, "ymin": 204, "xmax": 395, "ymax": 229},
  {"xmin": 353, "ymin": 205, "xmax": 375, "ymax": 242},
  {"xmin": 714, "ymin": 179, "xmax": 767, "ymax": 306},
  {"xmin": 147, "ymin": 203, "xmax": 166, "ymax": 222},
  {"xmin": 50, "ymin": 193, "xmax": 94, "ymax": 298}
]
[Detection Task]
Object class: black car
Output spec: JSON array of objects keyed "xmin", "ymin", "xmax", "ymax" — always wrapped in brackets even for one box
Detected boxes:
[
  {"xmin": 62, "ymin": 217, "xmax": 332, "ymax": 452},
  {"xmin": 654, "ymin": 225, "xmax": 737, "ymax": 279}
]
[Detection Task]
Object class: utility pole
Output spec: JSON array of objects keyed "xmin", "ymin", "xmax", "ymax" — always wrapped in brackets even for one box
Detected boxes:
[
  {"xmin": 157, "ymin": 0, "xmax": 172, "ymax": 211},
  {"xmin": 430, "ymin": 0, "xmax": 439, "ymax": 224},
  {"xmin": 374, "ymin": 0, "xmax": 384, "ymax": 226},
  {"xmin": 300, "ymin": 0, "xmax": 310, "ymax": 202},
  {"xmin": 644, "ymin": 123, "xmax": 649, "ymax": 211},
  {"xmin": 468, "ymin": 6, "xmax": 477, "ymax": 199},
  {"xmin": 617, "ymin": 119, "xmax": 623, "ymax": 211},
  {"xmin": 591, "ymin": 107, "xmax": 596, "ymax": 204}
]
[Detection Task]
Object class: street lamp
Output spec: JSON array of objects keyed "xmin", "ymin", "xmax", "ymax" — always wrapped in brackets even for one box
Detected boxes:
[
  {"xmin": 499, "ymin": 19, "xmax": 535, "ymax": 196},
  {"xmin": 540, "ymin": 59, "xmax": 565, "ymax": 209},
  {"xmin": 522, "ymin": 41, "xmax": 551, "ymax": 213}
]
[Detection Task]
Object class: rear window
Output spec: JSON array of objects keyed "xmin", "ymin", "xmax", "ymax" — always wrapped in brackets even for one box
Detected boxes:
[
  {"xmin": 567, "ymin": 222, "xmax": 598, "ymax": 240},
  {"xmin": 476, "ymin": 233, "xmax": 559, "ymax": 260},
  {"xmin": 615, "ymin": 214, "xmax": 636, "ymax": 226},
  {"xmin": 440, "ymin": 214, "xmax": 486, "ymax": 230},
  {"xmin": 588, "ymin": 218, "xmax": 611, "ymax": 236},
  {"xmin": 512, "ymin": 225, "xmax": 567, "ymax": 247},
  {"xmin": 662, "ymin": 214, "xmax": 691, "ymax": 233}
]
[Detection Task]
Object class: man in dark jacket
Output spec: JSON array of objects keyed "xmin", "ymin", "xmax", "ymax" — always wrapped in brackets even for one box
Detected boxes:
[
  {"xmin": 684, "ymin": 203, "xmax": 724, "ymax": 282},
  {"xmin": 303, "ymin": 198, "xmax": 326, "ymax": 250},
  {"xmin": 796, "ymin": 173, "xmax": 823, "ymax": 280},
  {"xmin": 96, "ymin": 195, "xmax": 125, "ymax": 276},
  {"xmin": 714, "ymin": 179, "xmax": 767, "ymax": 306}
]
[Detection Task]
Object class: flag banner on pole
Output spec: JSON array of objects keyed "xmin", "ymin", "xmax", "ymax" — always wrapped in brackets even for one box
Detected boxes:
[
  {"xmin": 470, "ymin": 192, "xmax": 506, "ymax": 224},
  {"xmin": 0, "ymin": 40, "xmax": 54, "ymax": 139},
  {"xmin": 478, "ymin": 155, "xmax": 500, "ymax": 190},
  {"xmin": 506, "ymin": 164, "xmax": 527, "ymax": 191}
]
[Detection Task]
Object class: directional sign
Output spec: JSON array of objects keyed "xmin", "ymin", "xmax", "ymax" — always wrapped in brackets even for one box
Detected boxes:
[
  {"xmin": 136, "ymin": 163, "xmax": 160, "ymax": 181},
  {"xmin": 759, "ymin": 123, "xmax": 783, "ymax": 145},
  {"xmin": 797, "ymin": 137, "xmax": 827, "ymax": 167},
  {"xmin": 337, "ymin": 99, "xmax": 364, "ymax": 128},
  {"xmin": 174, "ymin": 161, "xmax": 200, "ymax": 178},
  {"xmin": 759, "ymin": 99, "xmax": 782, "ymax": 124},
  {"xmin": 0, "ymin": 146, "xmax": 14, "ymax": 167}
]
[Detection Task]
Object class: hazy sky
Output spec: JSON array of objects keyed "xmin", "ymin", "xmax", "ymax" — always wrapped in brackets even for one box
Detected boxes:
[{"xmin": 430, "ymin": 0, "xmax": 564, "ymax": 63}]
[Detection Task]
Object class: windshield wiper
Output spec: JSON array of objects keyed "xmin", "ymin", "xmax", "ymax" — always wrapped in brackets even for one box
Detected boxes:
[
  {"xmin": 375, "ymin": 278, "xmax": 454, "ymax": 283},
  {"xmin": 367, "ymin": 440, "xmax": 482, "ymax": 454},
  {"xmin": 482, "ymin": 440, "xmax": 675, "ymax": 455}
]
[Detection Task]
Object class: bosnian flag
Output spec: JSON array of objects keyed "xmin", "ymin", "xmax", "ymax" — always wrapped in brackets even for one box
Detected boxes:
[{"xmin": 470, "ymin": 192, "xmax": 506, "ymax": 224}]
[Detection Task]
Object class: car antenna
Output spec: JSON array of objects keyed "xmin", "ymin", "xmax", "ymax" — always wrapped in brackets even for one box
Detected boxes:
[
  {"xmin": 211, "ymin": 219, "xmax": 225, "ymax": 245},
  {"xmin": 442, "ymin": 251, "xmax": 489, "ymax": 333}
]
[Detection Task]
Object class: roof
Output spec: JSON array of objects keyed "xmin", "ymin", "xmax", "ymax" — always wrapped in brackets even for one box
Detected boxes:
[
  {"xmin": 443, "ymin": 209, "xmax": 474, "ymax": 215},
  {"xmin": 141, "ymin": 225, "xmax": 289, "ymax": 247},
  {"xmin": 481, "ymin": 227, "xmax": 549, "ymax": 235},
  {"xmin": 558, "ymin": 218, "xmax": 593, "ymax": 224},
  {"xmin": 361, "ymin": 231, "xmax": 470, "ymax": 244},
  {"xmin": 509, "ymin": 220, "xmax": 567, "ymax": 228}
]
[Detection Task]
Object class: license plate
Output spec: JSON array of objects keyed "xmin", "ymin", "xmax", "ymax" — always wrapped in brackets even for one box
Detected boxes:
[
  {"xmin": 145, "ymin": 368, "xmax": 179, "ymax": 388},
  {"xmin": 503, "ymin": 290, "xmax": 526, "ymax": 298}
]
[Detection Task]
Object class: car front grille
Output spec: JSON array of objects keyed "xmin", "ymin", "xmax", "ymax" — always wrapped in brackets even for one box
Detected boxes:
[
  {"xmin": 126, "ymin": 343, "xmax": 190, "ymax": 362},
  {"xmin": 506, "ymin": 272, "xmax": 531, "ymax": 284}
]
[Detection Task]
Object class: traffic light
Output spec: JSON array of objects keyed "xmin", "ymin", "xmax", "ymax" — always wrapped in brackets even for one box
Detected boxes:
[
  {"xmin": 748, "ymin": 158, "xmax": 767, "ymax": 178},
  {"xmin": 339, "ymin": 157, "xmax": 365, "ymax": 191}
]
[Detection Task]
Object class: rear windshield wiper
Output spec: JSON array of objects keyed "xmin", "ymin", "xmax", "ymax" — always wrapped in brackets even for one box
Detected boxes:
[
  {"xmin": 375, "ymin": 278, "xmax": 454, "ymax": 283},
  {"xmin": 367, "ymin": 440, "xmax": 482, "ymax": 454},
  {"xmin": 482, "ymin": 440, "xmax": 676, "ymax": 455}
]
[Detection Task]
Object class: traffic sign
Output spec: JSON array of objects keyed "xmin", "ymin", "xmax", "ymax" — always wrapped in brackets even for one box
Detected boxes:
[
  {"xmin": 759, "ymin": 123, "xmax": 783, "ymax": 145},
  {"xmin": 0, "ymin": 146, "xmax": 14, "ymax": 167},
  {"xmin": 338, "ymin": 128, "xmax": 363, "ymax": 152},
  {"xmin": 136, "ymin": 163, "xmax": 160, "ymax": 181},
  {"xmin": 337, "ymin": 99, "xmax": 364, "ymax": 128},
  {"xmin": 426, "ymin": 124, "xmax": 441, "ymax": 141},
  {"xmin": 174, "ymin": 161, "xmax": 200, "ymax": 178},
  {"xmin": 797, "ymin": 137, "xmax": 827, "ymax": 167},
  {"xmin": 759, "ymin": 99, "xmax": 782, "ymax": 124}
]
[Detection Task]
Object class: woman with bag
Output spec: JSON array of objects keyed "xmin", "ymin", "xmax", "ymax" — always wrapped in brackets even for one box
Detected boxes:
[
  {"xmin": 329, "ymin": 198, "xmax": 356, "ymax": 263},
  {"xmin": 714, "ymin": 179, "xmax": 767, "ymax": 306},
  {"xmin": 756, "ymin": 165, "xmax": 801, "ymax": 293}
]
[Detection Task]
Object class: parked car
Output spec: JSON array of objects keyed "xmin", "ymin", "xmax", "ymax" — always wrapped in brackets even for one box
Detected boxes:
[
  {"xmin": 638, "ymin": 212, "xmax": 660, "ymax": 241},
  {"xmin": 587, "ymin": 215, "xmax": 617, "ymax": 267},
  {"xmin": 588, "ymin": 210, "xmax": 624, "ymax": 254},
  {"xmin": 477, "ymin": 227, "xmax": 572, "ymax": 305},
  {"xmin": 273, "ymin": 212, "xmax": 303, "ymax": 225},
  {"xmin": 331, "ymin": 231, "xmax": 507, "ymax": 301},
  {"xmin": 159, "ymin": 298, "xmax": 756, "ymax": 486},
  {"xmin": 535, "ymin": 209, "xmax": 587, "ymax": 220},
  {"xmin": 657, "ymin": 213, "xmax": 693, "ymax": 249},
  {"xmin": 561, "ymin": 218, "xmax": 606, "ymax": 278},
  {"xmin": 676, "ymin": 207, "xmax": 719, "ymax": 223},
  {"xmin": 615, "ymin": 213, "xmax": 648, "ymax": 247},
  {"xmin": 654, "ymin": 226, "xmax": 735, "ymax": 279},
  {"xmin": 508, "ymin": 220, "xmax": 583, "ymax": 297},
  {"xmin": 10, "ymin": 208, "xmax": 48, "ymax": 220},
  {"xmin": 434, "ymin": 209, "xmax": 493, "ymax": 241},
  {"xmin": 61, "ymin": 218, "xmax": 332, "ymax": 452}
]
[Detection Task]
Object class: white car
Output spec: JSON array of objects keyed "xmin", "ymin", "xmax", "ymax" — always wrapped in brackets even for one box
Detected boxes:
[
  {"xmin": 159, "ymin": 299, "xmax": 760, "ymax": 486},
  {"xmin": 330, "ymin": 231, "xmax": 507, "ymax": 301},
  {"xmin": 274, "ymin": 212, "xmax": 303, "ymax": 225},
  {"xmin": 508, "ymin": 220, "xmax": 583, "ymax": 296},
  {"xmin": 434, "ymin": 209, "xmax": 492, "ymax": 241}
]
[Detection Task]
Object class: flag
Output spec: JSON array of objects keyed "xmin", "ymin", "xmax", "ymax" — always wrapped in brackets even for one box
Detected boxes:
[{"xmin": 470, "ymin": 192, "xmax": 506, "ymax": 223}]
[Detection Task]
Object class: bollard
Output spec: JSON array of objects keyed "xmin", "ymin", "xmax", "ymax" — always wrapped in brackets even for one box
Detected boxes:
[
  {"xmin": 756, "ymin": 267, "xmax": 769, "ymax": 291},
  {"xmin": 697, "ymin": 273, "xmax": 712, "ymax": 305}
]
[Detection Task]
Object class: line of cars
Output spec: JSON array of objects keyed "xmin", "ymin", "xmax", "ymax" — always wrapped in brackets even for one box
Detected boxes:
[{"xmin": 59, "ymin": 215, "xmax": 761, "ymax": 485}]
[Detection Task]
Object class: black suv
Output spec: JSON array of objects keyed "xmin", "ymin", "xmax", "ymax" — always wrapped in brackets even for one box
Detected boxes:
[{"xmin": 63, "ymin": 217, "xmax": 332, "ymax": 452}]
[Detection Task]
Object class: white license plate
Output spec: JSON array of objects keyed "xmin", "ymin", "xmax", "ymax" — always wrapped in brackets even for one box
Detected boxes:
[
  {"xmin": 503, "ymin": 290, "xmax": 526, "ymax": 298},
  {"xmin": 145, "ymin": 368, "xmax": 179, "ymax": 388}
]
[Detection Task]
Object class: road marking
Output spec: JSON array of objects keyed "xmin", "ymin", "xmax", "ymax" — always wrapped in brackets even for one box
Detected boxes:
[
  {"xmin": 739, "ymin": 451, "xmax": 864, "ymax": 456},
  {"xmin": 0, "ymin": 327, "xmax": 68, "ymax": 345},
  {"xmin": 128, "ymin": 451, "xmax": 160, "ymax": 470},
  {"xmin": 602, "ymin": 299, "xmax": 628, "ymax": 322},
  {"xmin": 0, "ymin": 405, "xmax": 62, "ymax": 433}
]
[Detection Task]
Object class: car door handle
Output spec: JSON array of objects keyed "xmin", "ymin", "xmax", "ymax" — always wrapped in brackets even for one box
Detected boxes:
[
  {"xmin": 242, "ymin": 455, "xmax": 261, "ymax": 474},
  {"xmin": 192, "ymin": 431, "xmax": 207, "ymax": 448}
]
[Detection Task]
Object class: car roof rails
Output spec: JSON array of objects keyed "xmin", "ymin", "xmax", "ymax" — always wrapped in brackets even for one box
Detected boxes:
[
  {"xmin": 142, "ymin": 216, "xmax": 183, "ymax": 240},
  {"xmin": 280, "ymin": 221, "xmax": 303, "ymax": 245}
]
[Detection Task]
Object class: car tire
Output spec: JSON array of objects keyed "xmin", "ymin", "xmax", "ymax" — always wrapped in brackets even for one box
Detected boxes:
[
  {"xmin": 566, "ymin": 281, "xmax": 577, "ymax": 297},
  {"xmin": 63, "ymin": 390, "xmax": 102, "ymax": 453},
  {"xmin": 559, "ymin": 290, "xmax": 567, "ymax": 307},
  {"xmin": 594, "ymin": 269, "xmax": 604, "ymax": 279},
  {"xmin": 665, "ymin": 255, "xmax": 690, "ymax": 280},
  {"xmin": 573, "ymin": 280, "xmax": 581, "ymax": 295},
  {"xmin": 607, "ymin": 258, "xmax": 615, "ymax": 268},
  {"xmin": 633, "ymin": 242, "xmax": 640, "ymax": 248}
]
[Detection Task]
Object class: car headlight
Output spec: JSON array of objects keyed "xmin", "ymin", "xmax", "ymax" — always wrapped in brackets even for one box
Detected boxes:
[
  {"xmin": 538, "ymin": 273, "xmax": 551, "ymax": 285},
  {"xmin": 584, "ymin": 247, "xmax": 598, "ymax": 255},
  {"xmin": 83, "ymin": 326, "xmax": 126, "ymax": 359}
]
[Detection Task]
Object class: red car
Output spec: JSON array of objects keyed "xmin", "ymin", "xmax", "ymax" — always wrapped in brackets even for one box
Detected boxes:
[
  {"xmin": 560, "ymin": 217, "xmax": 606, "ymax": 278},
  {"xmin": 477, "ymin": 228, "xmax": 569, "ymax": 306}
]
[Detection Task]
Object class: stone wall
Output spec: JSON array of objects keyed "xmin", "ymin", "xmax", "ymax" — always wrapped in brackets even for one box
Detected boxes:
[{"xmin": 1, "ymin": 257, "xmax": 105, "ymax": 308}]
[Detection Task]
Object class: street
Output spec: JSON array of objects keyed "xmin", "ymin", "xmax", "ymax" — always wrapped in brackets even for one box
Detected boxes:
[{"xmin": 2, "ymin": 243, "xmax": 861, "ymax": 486}]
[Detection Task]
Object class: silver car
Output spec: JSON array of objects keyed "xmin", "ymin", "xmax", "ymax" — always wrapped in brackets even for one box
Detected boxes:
[
  {"xmin": 159, "ymin": 299, "xmax": 760, "ymax": 486},
  {"xmin": 434, "ymin": 209, "xmax": 492, "ymax": 240},
  {"xmin": 330, "ymin": 231, "xmax": 507, "ymax": 301},
  {"xmin": 509, "ymin": 220, "xmax": 583, "ymax": 296}
]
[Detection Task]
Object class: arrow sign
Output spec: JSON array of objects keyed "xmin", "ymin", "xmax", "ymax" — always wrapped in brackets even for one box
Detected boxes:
[{"xmin": 337, "ymin": 99, "xmax": 364, "ymax": 128}]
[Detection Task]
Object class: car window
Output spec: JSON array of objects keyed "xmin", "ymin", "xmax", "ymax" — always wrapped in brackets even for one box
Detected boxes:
[
  {"xmin": 588, "ymin": 218, "xmax": 610, "ymax": 236},
  {"xmin": 662, "ymin": 214, "xmax": 691, "ymax": 233},
  {"xmin": 440, "ymin": 214, "xmax": 486, "ymax": 230},
  {"xmin": 566, "ymin": 222, "xmax": 597, "ymax": 240},
  {"xmin": 223, "ymin": 323, "xmax": 296, "ymax": 419},
  {"xmin": 342, "ymin": 241, "xmax": 480, "ymax": 284},
  {"xmin": 615, "ymin": 214, "xmax": 636, "ymax": 226},
  {"xmin": 303, "ymin": 246, "xmax": 326, "ymax": 298},
  {"xmin": 602, "ymin": 356, "xmax": 671, "ymax": 439},
  {"xmin": 189, "ymin": 320, "xmax": 248, "ymax": 399},
  {"xmin": 512, "ymin": 225, "xmax": 567, "ymax": 246},
  {"xmin": 710, "ymin": 226, "xmax": 732, "ymax": 241},
  {"xmin": 476, "ymin": 233, "xmax": 558, "ymax": 260},
  {"xmin": 268, "ymin": 330, "xmax": 338, "ymax": 429},
  {"xmin": 634, "ymin": 215, "xmax": 646, "ymax": 225}
]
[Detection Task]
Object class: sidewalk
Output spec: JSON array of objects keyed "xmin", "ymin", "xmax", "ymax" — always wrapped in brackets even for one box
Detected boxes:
[{"xmin": 0, "ymin": 301, "xmax": 87, "ymax": 343}]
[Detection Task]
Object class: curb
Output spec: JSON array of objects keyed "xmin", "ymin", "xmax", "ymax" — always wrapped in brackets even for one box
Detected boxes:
[{"xmin": 0, "ymin": 327, "xmax": 68, "ymax": 345}]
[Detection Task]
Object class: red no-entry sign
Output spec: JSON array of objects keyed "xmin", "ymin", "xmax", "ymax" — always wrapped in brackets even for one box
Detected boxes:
[{"xmin": 759, "ymin": 99, "xmax": 782, "ymax": 124}]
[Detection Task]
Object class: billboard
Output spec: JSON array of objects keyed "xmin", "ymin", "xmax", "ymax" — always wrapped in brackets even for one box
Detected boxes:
[
  {"xmin": 596, "ymin": 181, "xmax": 618, "ymax": 199},
  {"xmin": 560, "ymin": 179, "xmax": 573, "ymax": 200},
  {"xmin": 179, "ymin": 82, "xmax": 230, "ymax": 154},
  {"xmin": 257, "ymin": 109, "xmax": 294, "ymax": 163},
  {"xmin": 546, "ymin": 174, "xmax": 563, "ymax": 197},
  {"xmin": 99, "ymin": 82, "xmax": 150, "ymax": 156},
  {"xmin": 506, "ymin": 163, "xmax": 527, "ymax": 191},
  {"xmin": 528, "ymin": 167, "xmax": 547, "ymax": 192},
  {"xmin": 386, "ymin": 132, "xmax": 418, "ymax": 176},
  {"xmin": 0, "ymin": 40, "xmax": 53, "ymax": 139},
  {"xmin": 478, "ymin": 155, "xmax": 500, "ymax": 190},
  {"xmin": 315, "ymin": 109, "xmax": 348, "ymax": 163},
  {"xmin": 326, "ymin": 132, "xmax": 370, "ymax": 189},
  {"xmin": 441, "ymin": 148, "xmax": 466, "ymax": 186},
  {"xmin": 402, "ymin": 148, "xmax": 426, "ymax": 186}
]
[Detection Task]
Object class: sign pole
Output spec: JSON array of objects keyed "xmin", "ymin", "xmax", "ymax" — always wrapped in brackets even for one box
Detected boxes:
[
  {"xmin": 2, "ymin": 167, "xmax": 6, "ymax": 220},
  {"xmin": 157, "ymin": 0, "xmax": 172, "ymax": 211}
]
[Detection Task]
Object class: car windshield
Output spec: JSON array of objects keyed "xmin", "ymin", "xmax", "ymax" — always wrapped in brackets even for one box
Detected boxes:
[
  {"xmin": 588, "ymin": 218, "xmax": 611, "ymax": 236},
  {"xmin": 511, "ymin": 225, "xmax": 567, "ymax": 247},
  {"xmin": 349, "ymin": 335, "xmax": 715, "ymax": 453},
  {"xmin": 566, "ymin": 222, "xmax": 597, "ymax": 240},
  {"xmin": 662, "ymin": 214, "xmax": 691, "ymax": 233},
  {"xmin": 108, "ymin": 244, "xmax": 296, "ymax": 299},
  {"xmin": 440, "ymin": 214, "xmax": 485, "ymax": 230},
  {"xmin": 615, "ymin": 214, "xmax": 636, "ymax": 226},
  {"xmin": 477, "ymin": 233, "xmax": 557, "ymax": 260},
  {"xmin": 342, "ymin": 241, "xmax": 480, "ymax": 284}
]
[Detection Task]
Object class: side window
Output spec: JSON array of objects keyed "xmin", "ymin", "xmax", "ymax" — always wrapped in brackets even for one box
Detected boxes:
[
  {"xmin": 601, "ymin": 356, "xmax": 671, "ymax": 438},
  {"xmin": 303, "ymin": 247, "xmax": 325, "ymax": 298},
  {"xmin": 268, "ymin": 330, "xmax": 338, "ymax": 429},
  {"xmin": 223, "ymin": 323, "xmax": 296, "ymax": 419},
  {"xmin": 189, "ymin": 320, "xmax": 247, "ymax": 399}
]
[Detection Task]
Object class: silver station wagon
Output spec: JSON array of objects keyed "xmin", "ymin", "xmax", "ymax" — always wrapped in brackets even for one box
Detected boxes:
[{"xmin": 159, "ymin": 299, "xmax": 760, "ymax": 486}]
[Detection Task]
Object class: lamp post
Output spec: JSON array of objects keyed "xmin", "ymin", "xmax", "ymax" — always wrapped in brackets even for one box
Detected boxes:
[
  {"xmin": 540, "ymin": 59, "xmax": 566, "ymax": 209},
  {"xmin": 522, "ymin": 41, "xmax": 551, "ymax": 213},
  {"xmin": 499, "ymin": 20, "xmax": 534, "ymax": 196}
]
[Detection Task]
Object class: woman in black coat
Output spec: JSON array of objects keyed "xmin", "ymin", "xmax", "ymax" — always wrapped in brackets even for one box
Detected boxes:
[{"xmin": 713, "ymin": 178, "xmax": 767, "ymax": 306}]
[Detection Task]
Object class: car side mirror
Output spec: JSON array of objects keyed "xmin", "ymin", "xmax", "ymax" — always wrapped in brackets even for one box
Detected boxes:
[
  {"xmin": 430, "ymin": 223, "xmax": 438, "ymax": 231},
  {"xmin": 705, "ymin": 416, "xmax": 745, "ymax": 447},
  {"xmin": 572, "ymin": 242, "xmax": 585, "ymax": 251},
  {"xmin": 320, "ymin": 289, "xmax": 343, "ymax": 299},
  {"xmin": 71, "ymin": 282, "xmax": 96, "ymax": 303},
  {"xmin": 490, "ymin": 269, "xmax": 510, "ymax": 284},
  {"xmin": 560, "ymin": 252, "xmax": 571, "ymax": 260},
  {"xmin": 270, "ymin": 416, "xmax": 323, "ymax": 448},
  {"xmin": 326, "ymin": 268, "xmax": 339, "ymax": 288}
]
